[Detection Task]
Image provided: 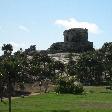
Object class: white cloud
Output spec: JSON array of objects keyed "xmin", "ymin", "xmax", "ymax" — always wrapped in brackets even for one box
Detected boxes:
[
  {"xmin": 18, "ymin": 25, "xmax": 30, "ymax": 32},
  {"xmin": 55, "ymin": 18, "xmax": 101, "ymax": 34}
]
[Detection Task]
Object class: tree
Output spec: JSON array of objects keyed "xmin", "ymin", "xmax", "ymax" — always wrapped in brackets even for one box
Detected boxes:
[
  {"xmin": 51, "ymin": 60, "xmax": 65, "ymax": 77},
  {"xmin": 1, "ymin": 44, "xmax": 29, "ymax": 112},
  {"xmin": 2, "ymin": 44, "xmax": 13, "ymax": 56},
  {"xmin": 1, "ymin": 44, "xmax": 13, "ymax": 112},
  {"xmin": 77, "ymin": 51, "xmax": 104, "ymax": 85},
  {"xmin": 66, "ymin": 53, "xmax": 77, "ymax": 76},
  {"xmin": 99, "ymin": 42, "xmax": 112, "ymax": 84},
  {"xmin": 0, "ymin": 73, "xmax": 4, "ymax": 102},
  {"xmin": 24, "ymin": 45, "xmax": 37, "ymax": 55},
  {"xmin": 55, "ymin": 75, "xmax": 84, "ymax": 94}
]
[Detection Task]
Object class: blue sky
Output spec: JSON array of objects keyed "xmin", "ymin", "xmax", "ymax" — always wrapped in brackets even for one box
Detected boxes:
[{"xmin": 0, "ymin": 0, "xmax": 112, "ymax": 53}]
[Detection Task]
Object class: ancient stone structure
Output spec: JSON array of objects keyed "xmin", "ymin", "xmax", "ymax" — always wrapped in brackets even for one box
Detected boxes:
[{"xmin": 48, "ymin": 28, "xmax": 94, "ymax": 53}]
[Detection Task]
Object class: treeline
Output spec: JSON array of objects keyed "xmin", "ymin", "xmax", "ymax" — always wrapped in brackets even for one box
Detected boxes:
[
  {"xmin": 76, "ymin": 42, "xmax": 112, "ymax": 85},
  {"xmin": 0, "ymin": 44, "xmax": 65, "ymax": 96},
  {"xmin": 0, "ymin": 42, "xmax": 112, "ymax": 94}
]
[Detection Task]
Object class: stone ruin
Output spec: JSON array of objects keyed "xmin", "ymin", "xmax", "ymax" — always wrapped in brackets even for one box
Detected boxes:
[{"xmin": 48, "ymin": 28, "xmax": 94, "ymax": 53}]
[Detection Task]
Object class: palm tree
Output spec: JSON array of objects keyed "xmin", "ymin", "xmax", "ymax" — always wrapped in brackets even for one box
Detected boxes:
[
  {"xmin": 1, "ymin": 44, "xmax": 13, "ymax": 112},
  {"xmin": 2, "ymin": 44, "xmax": 13, "ymax": 56}
]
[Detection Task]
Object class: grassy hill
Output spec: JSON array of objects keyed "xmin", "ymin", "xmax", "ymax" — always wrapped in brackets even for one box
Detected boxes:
[{"xmin": 1, "ymin": 86, "xmax": 112, "ymax": 112}]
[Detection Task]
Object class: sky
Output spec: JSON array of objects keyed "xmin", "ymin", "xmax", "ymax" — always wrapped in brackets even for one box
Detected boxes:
[{"xmin": 0, "ymin": 0, "xmax": 112, "ymax": 54}]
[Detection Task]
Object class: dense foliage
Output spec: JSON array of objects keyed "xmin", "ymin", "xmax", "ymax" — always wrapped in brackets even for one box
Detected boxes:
[
  {"xmin": 55, "ymin": 75, "xmax": 84, "ymax": 94},
  {"xmin": 0, "ymin": 42, "xmax": 112, "ymax": 95}
]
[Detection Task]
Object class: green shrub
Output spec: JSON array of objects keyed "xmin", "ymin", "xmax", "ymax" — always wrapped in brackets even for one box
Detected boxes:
[
  {"xmin": 73, "ymin": 81, "xmax": 84, "ymax": 94},
  {"xmin": 55, "ymin": 75, "xmax": 84, "ymax": 94}
]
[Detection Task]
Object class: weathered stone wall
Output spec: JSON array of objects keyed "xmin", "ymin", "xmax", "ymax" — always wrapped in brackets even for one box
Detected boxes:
[
  {"xmin": 64, "ymin": 28, "xmax": 88, "ymax": 43},
  {"xmin": 48, "ymin": 28, "xmax": 93, "ymax": 53}
]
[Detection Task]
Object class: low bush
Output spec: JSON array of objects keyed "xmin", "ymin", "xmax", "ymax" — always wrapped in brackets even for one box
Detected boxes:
[
  {"xmin": 55, "ymin": 75, "xmax": 84, "ymax": 94},
  {"xmin": 73, "ymin": 81, "xmax": 84, "ymax": 94}
]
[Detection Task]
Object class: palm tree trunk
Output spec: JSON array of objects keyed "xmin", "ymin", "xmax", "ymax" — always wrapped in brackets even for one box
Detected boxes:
[
  {"xmin": 9, "ymin": 96, "xmax": 11, "ymax": 112},
  {"xmin": 8, "ymin": 76, "xmax": 12, "ymax": 112}
]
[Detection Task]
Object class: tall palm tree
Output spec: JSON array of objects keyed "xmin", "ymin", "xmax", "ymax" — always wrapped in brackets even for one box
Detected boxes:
[
  {"xmin": 2, "ymin": 44, "xmax": 13, "ymax": 56},
  {"xmin": 1, "ymin": 44, "xmax": 13, "ymax": 112}
]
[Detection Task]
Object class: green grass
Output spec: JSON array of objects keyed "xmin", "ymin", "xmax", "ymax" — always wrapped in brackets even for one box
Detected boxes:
[{"xmin": 1, "ymin": 86, "xmax": 112, "ymax": 112}]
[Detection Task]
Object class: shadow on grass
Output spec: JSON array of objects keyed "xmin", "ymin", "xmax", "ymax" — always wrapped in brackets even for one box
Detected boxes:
[
  {"xmin": 100, "ymin": 91, "xmax": 112, "ymax": 94},
  {"xmin": 13, "ymin": 90, "xmax": 31, "ymax": 97},
  {"xmin": 51, "ymin": 110, "xmax": 70, "ymax": 112}
]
